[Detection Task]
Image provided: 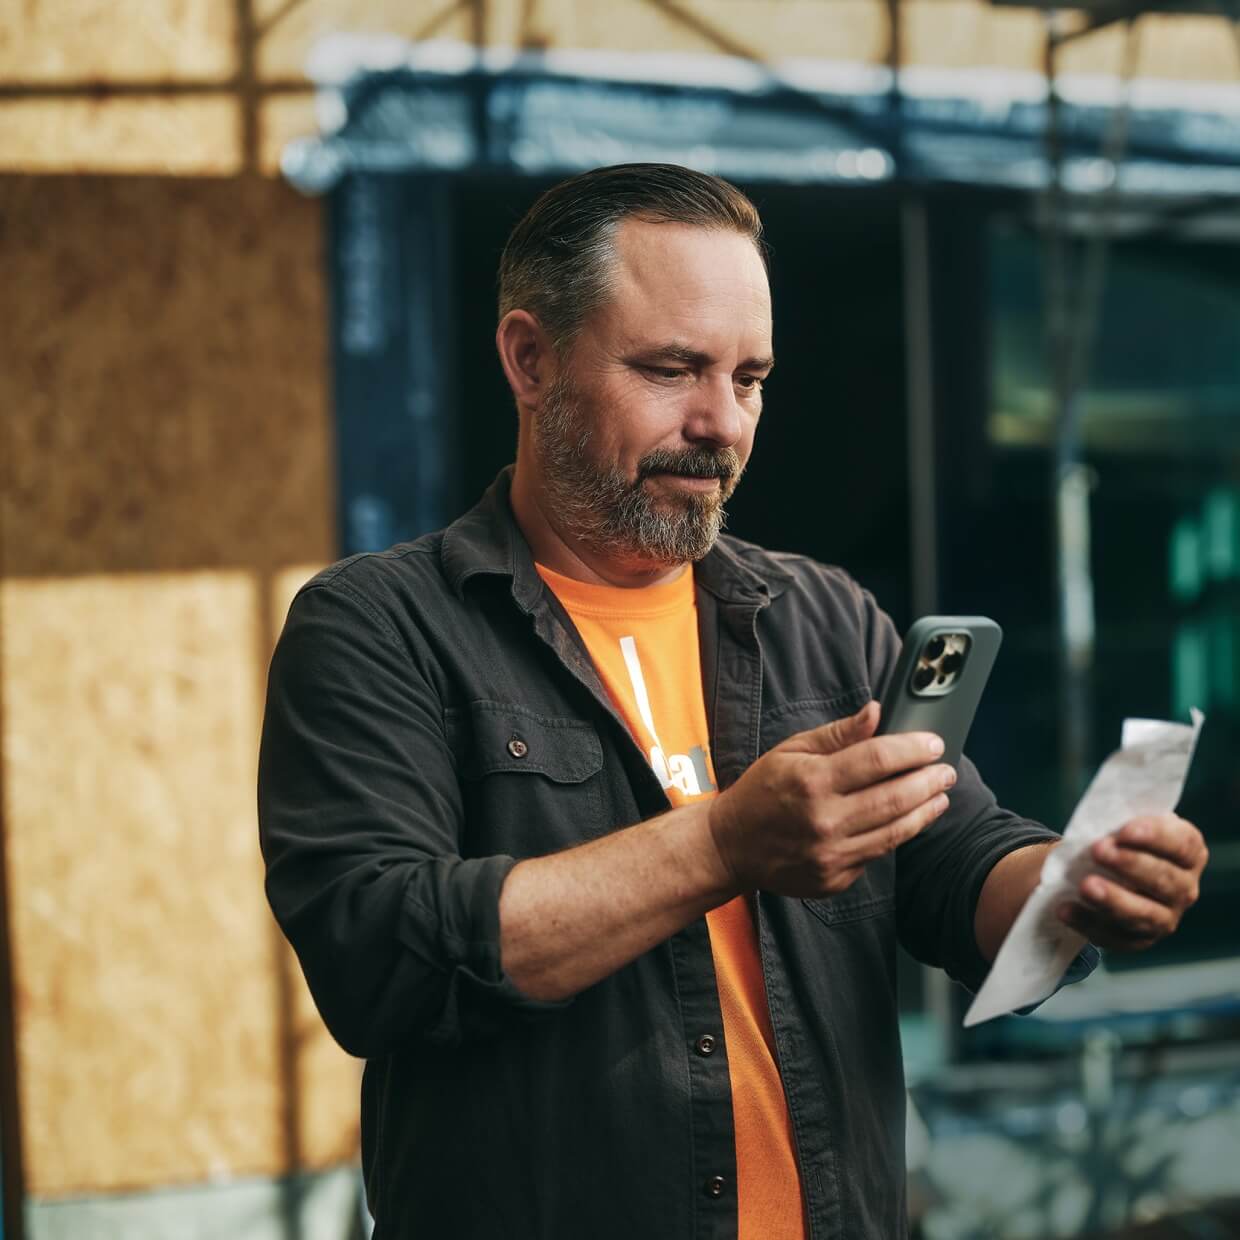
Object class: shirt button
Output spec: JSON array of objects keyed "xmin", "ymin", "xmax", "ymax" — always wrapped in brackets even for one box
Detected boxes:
[
  {"xmin": 694, "ymin": 1034, "xmax": 717, "ymax": 1057},
  {"xmin": 507, "ymin": 738, "xmax": 529, "ymax": 758},
  {"xmin": 704, "ymin": 1175, "xmax": 726, "ymax": 1199}
]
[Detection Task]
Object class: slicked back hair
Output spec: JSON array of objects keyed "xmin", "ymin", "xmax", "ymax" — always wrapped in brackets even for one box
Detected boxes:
[{"xmin": 497, "ymin": 163, "xmax": 768, "ymax": 356}]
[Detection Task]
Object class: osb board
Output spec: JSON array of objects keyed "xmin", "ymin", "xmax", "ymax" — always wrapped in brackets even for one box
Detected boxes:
[
  {"xmin": 1, "ymin": 567, "xmax": 358, "ymax": 1197},
  {"xmin": 258, "ymin": 94, "xmax": 321, "ymax": 176},
  {"xmin": 3, "ymin": 572, "xmax": 279, "ymax": 1194},
  {"xmin": 903, "ymin": 2, "xmax": 1240, "ymax": 83},
  {"xmin": 252, "ymin": 0, "xmax": 1240, "ymax": 83},
  {"xmin": 0, "ymin": 1, "xmax": 235, "ymax": 82},
  {"xmin": 0, "ymin": 169, "xmax": 362, "ymax": 1192},
  {"xmin": 0, "ymin": 175, "xmax": 334, "ymax": 577},
  {"xmin": 0, "ymin": 98, "xmax": 245, "ymax": 176},
  {"xmin": 254, "ymin": 0, "xmax": 484, "ymax": 78}
]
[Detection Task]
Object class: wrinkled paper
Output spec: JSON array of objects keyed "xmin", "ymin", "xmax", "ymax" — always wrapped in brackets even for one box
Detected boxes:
[{"xmin": 963, "ymin": 708, "xmax": 1205, "ymax": 1027}]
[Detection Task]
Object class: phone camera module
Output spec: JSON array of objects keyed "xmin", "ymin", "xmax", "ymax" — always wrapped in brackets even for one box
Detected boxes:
[{"xmin": 911, "ymin": 631, "xmax": 972, "ymax": 697}]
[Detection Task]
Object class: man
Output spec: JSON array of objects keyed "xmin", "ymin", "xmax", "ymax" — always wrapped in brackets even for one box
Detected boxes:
[{"xmin": 258, "ymin": 164, "xmax": 1208, "ymax": 1239}]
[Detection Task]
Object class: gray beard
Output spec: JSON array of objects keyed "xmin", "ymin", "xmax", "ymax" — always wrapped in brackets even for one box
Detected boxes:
[{"xmin": 533, "ymin": 370, "xmax": 743, "ymax": 567}]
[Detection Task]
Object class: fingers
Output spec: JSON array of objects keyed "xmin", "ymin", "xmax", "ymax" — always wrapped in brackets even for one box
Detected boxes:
[
  {"xmin": 829, "ymin": 733, "xmax": 947, "ymax": 794},
  {"xmin": 840, "ymin": 791, "xmax": 951, "ymax": 865},
  {"xmin": 1058, "ymin": 875, "xmax": 1178, "ymax": 950},
  {"xmin": 1057, "ymin": 901, "xmax": 1160, "ymax": 952},
  {"xmin": 1111, "ymin": 814, "xmax": 1208, "ymax": 872},
  {"xmin": 1091, "ymin": 835, "xmax": 1201, "ymax": 909},
  {"xmin": 1067, "ymin": 817, "xmax": 1208, "ymax": 952},
  {"xmin": 836, "ymin": 762, "xmax": 957, "ymax": 837},
  {"xmin": 787, "ymin": 701, "xmax": 880, "ymax": 756}
]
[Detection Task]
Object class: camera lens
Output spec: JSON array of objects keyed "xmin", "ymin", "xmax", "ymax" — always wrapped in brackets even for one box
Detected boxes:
[
  {"xmin": 925, "ymin": 637, "xmax": 945, "ymax": 661},
  {"xmin": 940, "ymin": 652, "xmax": 963, "ymax": 676},
  {"xmin": 913, "ymin": 666, "xmax": 935, "ymax": 691}
]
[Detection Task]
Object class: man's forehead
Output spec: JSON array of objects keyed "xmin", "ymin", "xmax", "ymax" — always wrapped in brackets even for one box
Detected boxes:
[
  {"xmin": 602, "ymin": 219, "xmax": 772, "ymax": 350},
  {"xmin": 610, "ymin": 217, "xmax": 768, "ymax": 288}
]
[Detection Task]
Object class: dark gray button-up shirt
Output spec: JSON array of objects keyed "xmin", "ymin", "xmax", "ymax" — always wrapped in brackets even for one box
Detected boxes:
[{"xmin": 258, "ymin": 466, "xmax": 1096, "ymax": 1239}]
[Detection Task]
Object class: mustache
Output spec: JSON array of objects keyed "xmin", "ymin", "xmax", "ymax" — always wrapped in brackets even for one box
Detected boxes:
[{"xmin": 638, "ymin": 447, "xmax": 741, "ymax": 483}]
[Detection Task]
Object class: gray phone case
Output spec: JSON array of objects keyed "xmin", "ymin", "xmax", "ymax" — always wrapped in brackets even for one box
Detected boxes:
[{"xmin": 875, "ymin": 615, "xmax": 1003, "ymax": 768}]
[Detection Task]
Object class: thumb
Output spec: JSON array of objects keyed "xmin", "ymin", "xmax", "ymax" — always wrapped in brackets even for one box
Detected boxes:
[{"xmin": 784, "ymin": 700, "xmax": 879, "ymax": 755}]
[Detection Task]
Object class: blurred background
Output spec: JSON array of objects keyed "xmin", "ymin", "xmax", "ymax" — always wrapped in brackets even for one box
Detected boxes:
[{"xmin": 2, "ymin": 2, "xmax": 1239, "ymax": 1237}]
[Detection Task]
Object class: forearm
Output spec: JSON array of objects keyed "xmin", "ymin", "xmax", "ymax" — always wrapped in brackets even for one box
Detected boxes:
[
  {"xmin": 498, "ymin": 800, "xmax": 740, "ymax": 1001},
  {"xmin": 974, "ymin": 839, "xmax": 1058, "ymax": 961}
]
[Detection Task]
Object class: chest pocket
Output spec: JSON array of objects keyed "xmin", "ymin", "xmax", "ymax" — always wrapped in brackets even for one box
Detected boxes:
[
  {"xmin": 758, "ymin": 688, "xmax": 896, "ymax": 925},
  {"xmin": 758, "ymin": 686, "xmax": 873, "ymax": 754},
  {"xmin": 448, "ymin": 700, "xmax": 607, "ymax": 857}
]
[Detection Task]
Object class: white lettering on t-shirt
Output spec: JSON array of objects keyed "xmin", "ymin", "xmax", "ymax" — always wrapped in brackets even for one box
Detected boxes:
[{"xmin": 620, "ymin": 635, "xmax": 712, "ymax": 797}]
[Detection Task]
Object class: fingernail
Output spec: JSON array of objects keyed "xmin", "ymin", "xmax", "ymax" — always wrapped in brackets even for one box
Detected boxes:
[
  {"xmin": 934, "ymin": 794, "xmax": 950, "ymax": 814},
  {"xmin": 927, "ymin": 736, "xmax": 945, "ymax": 756},
  {"xmin": 942, "ymin": 766, "xmax": 957, "ymax": 788}
]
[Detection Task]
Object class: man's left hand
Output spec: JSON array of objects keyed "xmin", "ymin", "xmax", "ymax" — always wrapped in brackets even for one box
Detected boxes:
[{"xmin": 1058, "ymin": 813, "xmax": 1209, "ymax": 951}]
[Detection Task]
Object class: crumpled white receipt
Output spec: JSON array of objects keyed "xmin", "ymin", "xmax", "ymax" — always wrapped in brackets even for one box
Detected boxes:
[{"xmin": 964, "ymin": 708, "xmax": 1205, "ymax": 1027}]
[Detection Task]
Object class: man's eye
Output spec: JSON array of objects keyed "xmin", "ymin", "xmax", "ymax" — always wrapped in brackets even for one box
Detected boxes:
[
  {"xmin": 644, "ymin": 366, "xmax": 686, "ymax": 380},
  {"xmin": 736, "ymin": 374, "xmax": 764, "ymax": 391}
]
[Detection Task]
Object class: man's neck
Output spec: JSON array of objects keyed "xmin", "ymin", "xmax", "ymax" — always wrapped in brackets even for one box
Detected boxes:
[{"xmin": 509, "ymin": 462, "xmax": 690, "ymax": 590}]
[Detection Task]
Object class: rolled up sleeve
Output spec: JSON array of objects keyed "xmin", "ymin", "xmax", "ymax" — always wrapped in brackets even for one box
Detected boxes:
[{"xmin": 258, "ymin": 580, "xmax": 568, "ymax": 1058}]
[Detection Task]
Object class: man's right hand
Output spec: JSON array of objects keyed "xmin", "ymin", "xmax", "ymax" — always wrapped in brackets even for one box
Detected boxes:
[{"xmin": 706, "ymin": 700, "xmax": 955, "ymax": 899}]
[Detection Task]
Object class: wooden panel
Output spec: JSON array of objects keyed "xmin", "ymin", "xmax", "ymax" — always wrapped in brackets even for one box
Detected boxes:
[
  {"xmin": 0, "ymin": 175, "xmax": 334, "ymax": 578},
  {"xmin": 255, "ymin": 0, "xmax": 480, "ymax": 79},
  {"xmin": 1, "ymin": 565, "xmax": 360, "ymax": 1195},
  {"xmin": 2, "ymin": 572, "xmax": 281, "ymax": 1194},
  {"xmin": 1058, "ymin": 13, "xmax": 1240, "ymax": 83},
  {"xmin": 901, "ymin": 0, "xmax": 1044, "ymax": 72},
  {"xmin": 0, "ymin": 98, "xmax": 242, "ymax": 176},
  {"xmin": 0, "ymin": 1, "xmax": 235, "ymax": 82},
  {"xmin": 0, "ymin": 174, "xmax": 352, "ymax": 1195},
  {"xmin": 258, "ymin": 94, "xmax": 321, "ymax": 175},
  {"xmin": 569, "ymin": 0, "xmax": 885, "ymax": 61}
]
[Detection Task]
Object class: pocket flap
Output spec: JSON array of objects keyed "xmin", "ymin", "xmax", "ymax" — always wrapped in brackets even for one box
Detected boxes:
[{"xmin": 454, "ymin": 701, "xmax": 604, "ymax": 784}]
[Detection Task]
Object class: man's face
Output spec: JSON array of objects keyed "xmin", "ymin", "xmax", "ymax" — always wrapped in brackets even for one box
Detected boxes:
[{"xmin": 532, "ymin": 219, "xmax": 773, "ymax": 567}]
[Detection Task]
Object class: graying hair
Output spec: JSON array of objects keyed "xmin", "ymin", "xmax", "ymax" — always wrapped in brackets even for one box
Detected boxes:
[{"xmin": 497, "ymin": 163, "xmax": 767, "ymax": 355}]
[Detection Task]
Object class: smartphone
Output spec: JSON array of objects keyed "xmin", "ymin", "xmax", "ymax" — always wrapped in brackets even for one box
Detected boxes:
[{"xmin": 875, "ymin": 616, "xmax": 1002, "ymax": 769}]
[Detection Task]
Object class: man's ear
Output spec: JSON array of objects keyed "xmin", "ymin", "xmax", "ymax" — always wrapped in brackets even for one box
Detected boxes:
[{"xmin": 496, "ymin": 310, "xmax": 556, "ymax": 411}]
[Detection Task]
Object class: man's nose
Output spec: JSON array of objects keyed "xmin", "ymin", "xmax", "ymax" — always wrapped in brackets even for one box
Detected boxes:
[{"xmin": 684, "ymin": 375, "xmax": 743, "ymax": 447}]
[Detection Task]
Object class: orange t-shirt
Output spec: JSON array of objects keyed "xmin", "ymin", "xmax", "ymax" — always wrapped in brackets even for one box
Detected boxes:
[{"xmin": 536, "ymin": 561, "xmax": 806, "ymax": 1240}]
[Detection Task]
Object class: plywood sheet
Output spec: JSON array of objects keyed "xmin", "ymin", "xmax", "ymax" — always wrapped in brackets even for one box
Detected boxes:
[
  {"xmin": 1058, "ymin": 13, "xmax": 1240, "ymax": 84},
  {"xmin": 2, "ymin": 572, "xmax": 282, "ymax": 1194},
  {"xmin": 0, "ymin": 1, "xmax": 236, "ymax": 83},
  {"xmin": 254, "ymin": 0, "xmax": 480, "ymax": 79},
  {"xmin": 0, "ymin": 98, "xmax": 243, "ymax": 176},
  {"xmin": 0, "ymin": 173, "xmax": 352, "ymax": 1195},
  {"xmin": 3, "ymin": 567, "xmax": 362, "ymax": 1195},
  {"xmin": 0, "ymin": 175, "xmax": 335, "ymax": 578},
  {"xmin": 258, "ymin": 94, "xmax": 321, "ymax": 175},
  {"xmin": 251, "ymin": 0, "xmax": 1240, "ymax": 84},
  {"xmin": 569, "ymin": 0, "xmax": 885, "ymax": 62}
]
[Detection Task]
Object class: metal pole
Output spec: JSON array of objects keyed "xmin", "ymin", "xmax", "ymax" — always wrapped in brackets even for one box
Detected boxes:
[{"xmin": 1042, "ymin": 10, "xmax": 1096, "ymax": 807}]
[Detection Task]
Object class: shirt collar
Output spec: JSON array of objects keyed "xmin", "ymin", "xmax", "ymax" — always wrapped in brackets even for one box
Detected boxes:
[{"xmin": 441, "ymin": 465, "xmax": 791, "ymax": 607}]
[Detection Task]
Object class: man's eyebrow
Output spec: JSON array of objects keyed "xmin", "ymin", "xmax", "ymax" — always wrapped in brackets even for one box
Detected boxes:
[{"xmin": 629, "ymin": 344, "xmax": 775, "ymax": 372}]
